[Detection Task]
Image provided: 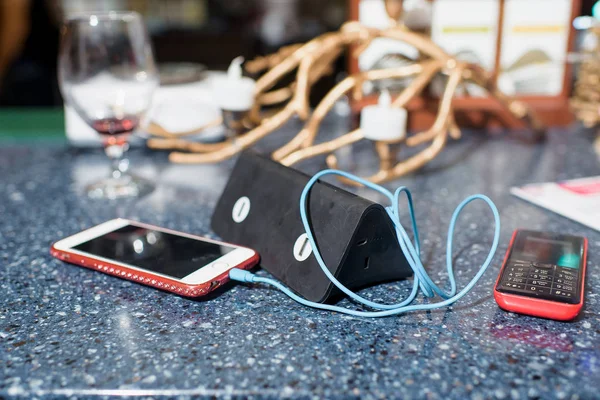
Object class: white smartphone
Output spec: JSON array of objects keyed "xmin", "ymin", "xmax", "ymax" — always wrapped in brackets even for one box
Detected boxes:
[{"xmin": 51, "ymin": 219, "xmax": 259, "ymax": 297}]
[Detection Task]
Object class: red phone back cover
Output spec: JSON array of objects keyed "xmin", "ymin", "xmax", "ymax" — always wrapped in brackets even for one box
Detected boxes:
[{"xmin": 50, "ymin": 239, "xmax": 259, "ymax": 298}]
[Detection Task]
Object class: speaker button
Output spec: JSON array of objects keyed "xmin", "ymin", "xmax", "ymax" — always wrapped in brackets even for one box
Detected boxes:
[
  {"xmin": 293, "ymin": 233, "xmax": 313, "ymax": 261},
  {"xmin": 232, "ymin": 196, "xmax": 251, "ymax": 223}
]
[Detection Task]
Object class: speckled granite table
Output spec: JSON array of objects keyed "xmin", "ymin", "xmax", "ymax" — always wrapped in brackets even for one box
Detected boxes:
[{"xmin": 1, "ymin": 120, "xmax": 599, "ymax": 399}]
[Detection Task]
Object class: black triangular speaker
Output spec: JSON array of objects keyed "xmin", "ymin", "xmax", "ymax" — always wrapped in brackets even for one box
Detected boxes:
[{"xmin": 211, "ymin": 151, "xmax": 413, "ymax": 303}]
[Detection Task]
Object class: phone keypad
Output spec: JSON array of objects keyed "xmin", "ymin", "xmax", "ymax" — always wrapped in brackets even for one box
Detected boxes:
[{"xmin": 498, "ymin": 260, "xmax": 580, "ymax": 304}]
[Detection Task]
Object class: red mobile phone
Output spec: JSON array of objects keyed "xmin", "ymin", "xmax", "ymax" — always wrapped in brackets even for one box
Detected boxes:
[
  {"xmin": 494, "ymin": 229, "xmax": 588, "ymax": 321},
  {"xmin": 51, "ymin": 219, "xmax": 259, "ymax": 297}
]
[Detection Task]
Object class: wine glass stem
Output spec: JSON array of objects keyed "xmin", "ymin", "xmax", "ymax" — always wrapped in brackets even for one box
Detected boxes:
[{"xmin": 105, "ymin": 141, "xmax": 131, "ymax": 179}]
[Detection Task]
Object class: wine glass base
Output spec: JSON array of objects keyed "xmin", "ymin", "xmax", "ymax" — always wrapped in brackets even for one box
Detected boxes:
[{"xmin": 86, "ymin": 174, "xmax": 154, "ymax": 200}]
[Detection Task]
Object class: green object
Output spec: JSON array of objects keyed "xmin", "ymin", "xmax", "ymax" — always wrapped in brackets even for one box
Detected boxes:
[
  {"xmin": 558, "ymin": 253, "xmax": 580, "ymax": 269},
  {"xmin": 0, "ymin": 108, "xmax": 65, "ymax": 142},
  {"xmin": 594, "ymin": 1, "xmax": 600, "ymax": 19}
]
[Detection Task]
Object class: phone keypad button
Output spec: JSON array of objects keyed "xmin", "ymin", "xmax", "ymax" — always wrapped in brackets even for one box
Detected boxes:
[
  {"xmin": 559, "ymin": 266, "xmax": 578, "ymax": 274},
  {"xmin": 553, "ymin": 289, "xmax": 573, "ymax": 298},
  {"xmin": 505, "ymin": 283, "xmax": 525, "ymax": 290},
  {"xmin": 499, "ymin": 261, "xmax": 580, "ymax": 304},
  {"xmin": 510, "ymin": 265, "xmax": 529, "ymax": 272},
  {"xmin": 537, "ymin": 263, "xmax": 554, "ymax": 269},
  {"xmin": 527, "ymin": 279, "xmax": 551, "ymax": 288},
  {"xmin": 525, "ymin": 285, "xmax": 550, "ymax": 295},
  {"xmin": 533, "ymin": 269, "xmax": 551, "ymax": 276},
  {"xmin": 512, "ymin": 267, "xmax": 529, "ymax": 274},
  {"xmin": 559, "ymin": 274, "xmax": 576, "ymax": 282},
  {"xmin": 562, "ymin": 285, "xmax": 575, "ymax": 293}
]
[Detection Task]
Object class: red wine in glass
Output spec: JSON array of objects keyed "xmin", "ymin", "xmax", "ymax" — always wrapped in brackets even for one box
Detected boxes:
[
  {"xmin": 59, "ymin": 12, "xmax": 157, "ymax": 199},
  {"xmin": 92, "ymin": 116, "xmax": 139, "ymax": 145}
]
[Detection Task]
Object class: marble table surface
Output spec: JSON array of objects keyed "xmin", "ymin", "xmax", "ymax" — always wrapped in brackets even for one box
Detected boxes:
[{"xmin": 1, "ymin": 120, "xmax": 599, "ymax": 399}]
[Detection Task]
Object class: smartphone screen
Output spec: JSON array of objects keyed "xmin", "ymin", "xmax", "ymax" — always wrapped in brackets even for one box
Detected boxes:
[{"xmin": 73, "ymin": 224, "xmax": 236, "ymax": 279}]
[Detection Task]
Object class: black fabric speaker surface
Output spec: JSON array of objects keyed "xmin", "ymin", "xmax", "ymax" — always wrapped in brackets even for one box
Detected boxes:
[{"xmin": 211, "ymin": 151, "xmax": 413, "ymax": 303}]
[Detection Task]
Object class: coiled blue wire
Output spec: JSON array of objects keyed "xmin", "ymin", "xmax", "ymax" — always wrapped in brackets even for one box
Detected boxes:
[{"xmin": 229, "ymin": 169, "xmax": 501, "ymax": 317}]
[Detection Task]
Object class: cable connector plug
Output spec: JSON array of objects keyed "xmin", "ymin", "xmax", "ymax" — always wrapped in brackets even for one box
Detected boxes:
[{"xmin": 229, "ymin": 268, "xmax": 256, "ymax": 283}]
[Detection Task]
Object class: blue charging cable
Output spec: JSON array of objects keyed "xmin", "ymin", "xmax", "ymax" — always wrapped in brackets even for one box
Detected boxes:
[{"xmin": 229, "ymin": 169, "xmax": 501, "ymax": 317}]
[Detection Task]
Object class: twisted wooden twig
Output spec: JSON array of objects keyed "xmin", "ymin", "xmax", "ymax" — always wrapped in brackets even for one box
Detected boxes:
[{"xmin": 148, "ymin": 19, "xmax": 545, "ymax": 184}]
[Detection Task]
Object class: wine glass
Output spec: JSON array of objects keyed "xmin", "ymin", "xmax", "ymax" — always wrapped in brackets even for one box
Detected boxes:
[{"xmin": 59, "ymin": 12, "xmax": 159, "ymax": 199}]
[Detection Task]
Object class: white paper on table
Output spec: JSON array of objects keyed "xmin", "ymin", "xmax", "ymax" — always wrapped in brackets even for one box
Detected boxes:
[{"xmin": 511, "ymin": 176, "xmax": 600, "ymax": 232}]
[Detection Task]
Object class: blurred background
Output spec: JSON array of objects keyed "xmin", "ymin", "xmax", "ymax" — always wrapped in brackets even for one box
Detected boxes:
[
  {"xmin": 0, "ymin": 0, "xmax": 597, "ymax": 108},
  {"xmin": 0, "ymin": 0, "xmax": 349, "ymax": 107}
]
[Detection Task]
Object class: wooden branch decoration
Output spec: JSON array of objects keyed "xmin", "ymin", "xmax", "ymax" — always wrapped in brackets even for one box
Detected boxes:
[{"xmin": 148, "ymin": 2, "xmax": 545, "ymax": 183}]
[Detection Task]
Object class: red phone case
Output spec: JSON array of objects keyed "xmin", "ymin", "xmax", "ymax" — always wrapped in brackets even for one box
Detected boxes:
[
  {"xmin": 50, "ymin": 228, "xmax": 260, "ymax": 298},
  {"xmin": 493, "ymin": 230, "xmax": 587, "ymax": 321}
]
